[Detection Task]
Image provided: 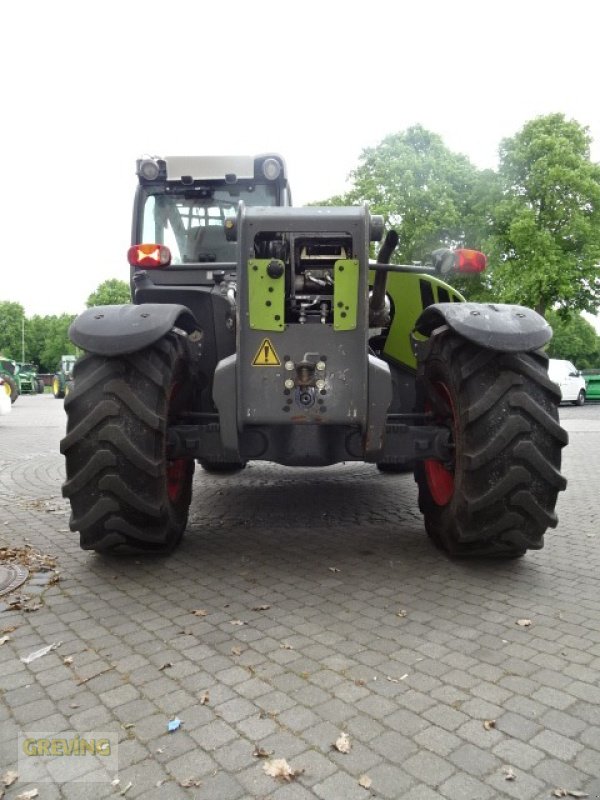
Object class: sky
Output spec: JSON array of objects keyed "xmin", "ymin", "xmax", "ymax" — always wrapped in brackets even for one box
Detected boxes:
[{"xmin": 3, "ymin": 0, "xmax": 600, "ymax": 331}]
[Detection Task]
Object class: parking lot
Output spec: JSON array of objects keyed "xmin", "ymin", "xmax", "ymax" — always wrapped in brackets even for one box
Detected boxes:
[{"xmin": 1, "ymin": 395, "xmax": 599, "ymax": 799}]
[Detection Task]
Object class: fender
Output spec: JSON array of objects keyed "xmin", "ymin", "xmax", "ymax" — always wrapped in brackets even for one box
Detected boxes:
[
  {"xmin": 414, "ymin": 302, "xmax": 552, "ymax": 353},
  {"xmin": 69, "ymin": 303, "xmax": 198, "ymax": 356}
]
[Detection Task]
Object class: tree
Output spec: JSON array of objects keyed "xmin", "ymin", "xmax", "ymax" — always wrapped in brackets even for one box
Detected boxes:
[
  {"xmin": 0, "ymin": 301, "xmax": 26, "ymax": 360},
  {"xmin": 328, "ymin": 125, "xmax": 495, "ymax": 265},
  {"xmin": 490, "ymin": 114, "xmax": 600, "ymax": 317},
  {"xmin": 86, "ymin": 279, "xmax": 131, "ymax": 307},
  {"xmin": 26, "ymin": 314, "xmax": 77, "ymax": 373},
  {"xmin": 24, "ymin": 315, "xmax": 76, "ymax": 372},
  {"xmin": 546, "ymin": 311, "xmax": 600, "ymax": 369}
]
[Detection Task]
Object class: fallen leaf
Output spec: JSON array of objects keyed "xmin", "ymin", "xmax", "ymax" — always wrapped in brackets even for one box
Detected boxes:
[
  {"xmin": 516, "ymin": 619, "xmax": 532, "ymax": 627},
  {"xmin": 199, "ymin": 691, "xmax": 209, "ymax": 705},
  {"xmin": 63, "ymin": 656, "xmax": 74, "ymax": 665},
  {"xmin": 192, "ymin": 609, "xmax": 208, "ymax": 617},
  {"xmin": 155, "ymin": 780, "xmax": 165, "ymax": 787},
  {"xmin": 396, "ymin": 610, "xmax": 408, "ymax": 618},
  {"xmin": 2, "ymin": 771, "xmax": 18, "ymax": 787},
  {"xmin": 253, "ymin": 745, "xmax": 274, "ymax": 758},
  {"xmin": 0, "ymin": 636, "xmax": 10, "ymax": 645},
  {"xmin": 179, "ymin": 777, "xmax": 202, "ymax": 787},
  {"xmin": 122, "ymin": 723, "xmax": 135, "ymax": 730},
  {"xmin": 69, "ymin": 703, "xmax": 79, "ymax": 709},
  {"xmin": 386, "ymin": 674, "xmax": 408, "ymax": 683},
  {"xmin": 483, "ymin": 719, "xmax": 496, "ymax": 730},
  {"xmin": 280, "ymin": 643, "xmax": 294, "ymax": 650},
  {"xmin": 158, "ymin": 662, "xmax": 173, "ymax": 671},
  {"xmin": 16, "ymin": 791, "xmax": 39, "ymax": 800},
  {"xmin": 0, "ymin": 626, "xmax": 17, "ymax": 635},
  {"xmin": 328, "ymin": 567, "xmax": 340, "ymax": 573},
  {"xmin": 334, "ymin": 732, "xmax": 351, "ymax": 753},
  {"xmin": 167, "ymin": 718, "xmax": 182, "ymax": 732},
  {"xmin": 231, "ymin": 646, "xmax": 242, "ymax": 657},
  {"xmin": 119, "ymin": 782, "xmax": 133, "ymax": 796},
  {"xmin": 20, "ymin": 641, "xmax": 62, "ymax": 664},
  {"xmin": 230, "ymin": 620, "xmax": 246, "ymax": 626},
  {"xmin": 502, "ymin": 765, "xmax": 516, "ymax": 781},
  {"xmin": 263, "ymin": 758, "xmax": 303, "ymax": 782},
  {"xmin": 552, "ymin": 791, "xmax": 589, "ymax": 798},
  {"xmin": 111, "ymin": 779, "xmax": 120, "ymax": 787},
  {"xmin": 358, "ymin": 774, "xmax": 372, "ymax": 789},
  {"xmin": 354, "ymin": 679, "xmax": 366, "ymax": 686},
  {"xmin": 252, "ymin": 605, "xmax": 270, "ymax": 611}
]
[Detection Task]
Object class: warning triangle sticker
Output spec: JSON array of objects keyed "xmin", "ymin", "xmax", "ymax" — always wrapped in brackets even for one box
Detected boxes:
[{"xmin": 252, "ymin": 338, "xmax": 281, "ymax": 366}]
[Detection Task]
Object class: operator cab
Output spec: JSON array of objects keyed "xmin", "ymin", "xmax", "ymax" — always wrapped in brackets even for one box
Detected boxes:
[{"xmin": 131, "ymin": 154, "xmax": 290, "ymax": 283}]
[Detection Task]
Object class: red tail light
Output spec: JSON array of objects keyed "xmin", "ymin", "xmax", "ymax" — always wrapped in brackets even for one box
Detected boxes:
[
  {"xmin": 455, "ymin": 249, "xmax": 486, "ymax": 273},
  {"xmin": 127, "ymin": 244, "xmax": 171, "ymax": 268}
]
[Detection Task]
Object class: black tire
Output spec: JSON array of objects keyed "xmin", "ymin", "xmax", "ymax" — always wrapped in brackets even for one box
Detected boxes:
[
  {"xmin": 4, "ymin": 375, "xmax": 19, "ymax": 403},
  {"xmin": 36, "ymin": 380, "xmax": 45, "ymax": 394},
  {"xmin": 414, "ymin": 330, "xmax": 568, "ymax": 557},
  {"xmin": 60, "ymin": 333, "xmax": 195, "ymax": 553},
  {"xmin": 573, "ymin": 390, "xmax": 585, "ymax": 406},
  {"xmin": 199, "ymin": 461, "xmax": 247, "ymax": 473},
  {"xmin": 53, "ymin": 375, "xmax": 65, "ymax": 399}
]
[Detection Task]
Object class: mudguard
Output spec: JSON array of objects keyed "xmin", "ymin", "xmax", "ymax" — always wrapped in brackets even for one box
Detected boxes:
[
  {"xmin": 69, "ymin": 304, "xmax": 198, "ymax": 356},
  {"xmin": 415, "ymin": 302, "xmax": 552, "ymax": 353}
]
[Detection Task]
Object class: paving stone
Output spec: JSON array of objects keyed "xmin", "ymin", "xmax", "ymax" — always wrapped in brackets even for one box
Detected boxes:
[
  {"xmin": 414, "ymin": 725, "xmax": 462, "ymax": 757},
  {"xmin": 403, "ymin": 750, "xmax": 455, "ymax": 786},
  {"xmin": 492, "ymin": 738, "xmax": 546, "ymax": 771},
  {"xmin": 530, "ymin": 728, "xmax": 584, "ymax": 760},
  {"xmin": 314, "ymin": 770, "xmax": 377, "ymax": 800},
  {"xmin": 448, "ymin": 742, "xmax": 501, "ymax": 777},
  {"xmin": 362, "ymin": 762, "xmax": 416, "ymax": 798},
  {"xmin": 371, "ymin": 730, "xmax": 419, "ymax": 764},
  {"xmin": 439, "ymin": 772, "xmax": 495, "ymax": 800}
]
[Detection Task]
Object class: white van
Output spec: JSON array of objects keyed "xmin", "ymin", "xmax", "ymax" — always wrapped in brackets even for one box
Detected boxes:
[{"xmin": 548, "ymin": 359, "xmax": 586, "ymax": 405}]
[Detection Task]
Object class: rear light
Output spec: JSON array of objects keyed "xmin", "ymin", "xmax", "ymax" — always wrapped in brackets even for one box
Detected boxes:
[
  {"xmin": 455, "ymin": 249, "xmax": 487, "ymax": 273},
  {"xmin": 127, "ymin": 244, "xmax": 171, "ymax": 269}
]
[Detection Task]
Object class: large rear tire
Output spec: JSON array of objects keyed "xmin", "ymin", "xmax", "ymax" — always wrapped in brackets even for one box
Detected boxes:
[
  {"xmin": 61, "ymin": 333, "xmax": 195, "ymax": 553},
  {"xmin": 4, "ymin": 376, "xmax": 19, "ymax": 403},
  {"xmin": 53, "ymin": 376, "xmax": 65, "ymax": 399},
  {"xmin": 415, "ymin": 330, "xmax": 568, "ymax": 557}
]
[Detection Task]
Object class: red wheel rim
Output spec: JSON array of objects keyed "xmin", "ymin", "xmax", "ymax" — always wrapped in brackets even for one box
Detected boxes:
[
  {"xmin": 167, "ymin": 459, "xmax": 187, "ymax": 503},
  {"xmin": 424, "ymin": 381, "xmax": 456, "ymax": 506}
]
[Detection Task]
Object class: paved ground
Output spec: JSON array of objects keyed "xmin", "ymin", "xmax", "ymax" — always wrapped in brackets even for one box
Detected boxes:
[{"xmin": 1, "ymin": 395, "xmax": 599, "ymax": 799}]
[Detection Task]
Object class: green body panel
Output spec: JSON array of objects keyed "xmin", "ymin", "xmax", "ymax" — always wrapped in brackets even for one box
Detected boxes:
[
  {"xmin": 248, "ymin": 259, "xmax": 285, "ymax": 331},
  {"xmin": 333, "ymin": 259, "xmax": 359, "ymax": 331},
  {"xmin": 377, "ymin": 272, "xmax": 464, "ymax": 369},
  {"xmin": 584, "ymin": 373, "xmax": 600, "ymax": 400}
]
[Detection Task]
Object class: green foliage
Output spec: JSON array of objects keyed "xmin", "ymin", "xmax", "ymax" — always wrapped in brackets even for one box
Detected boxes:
[
  {"xmin": 86, "ymin": 279, "xmax": 131, "ymax": 307},
  {"xmin": 0, "ymin": 301, "xmax": 77, "ymax": 372},
  {"xmin": 0, "ymin": 301, "xmax": 26, "ymax": 360},
  {"xmin": 326, "ymin": 125, "xmax": 497, "ymax": 265},
  {"xmin": 490, "ymin": 114, "xmax": 600, "ymax": 316},
  {"xmin": 546, "ymin": 311, "xmax": 600, "ymax": 369},
  {"xmin": 26, "ymin": 314, "xmax": 77, "ymax": 373}
]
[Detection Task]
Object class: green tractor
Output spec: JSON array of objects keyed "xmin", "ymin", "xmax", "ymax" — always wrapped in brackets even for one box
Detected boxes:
[
  {"xmin": 0, "ymin": 357, "xmax": 19, "ymax": 403},
  {"xmin": 53, "ymin": 356, "xmax": 76, "ymax": 399},
  {"xmin": 16, "ymin": 363, "xmax": 44, "ymax": 394},
  {"xmin": 60, "ymin": 154, "xmax": 567, "ymax": 558}
]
